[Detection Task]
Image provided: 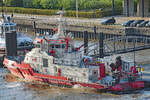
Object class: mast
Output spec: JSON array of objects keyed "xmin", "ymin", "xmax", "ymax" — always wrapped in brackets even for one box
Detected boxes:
[
  {"xmin": 57, "ymin": 13, "xmax": 65, "ymax": 37},
  {"xmin": 133, "ymin": 39, "xmax": 136, "ymax": 67},
  {"xmin": 52, "ymin": 11, "xmax": 66, "ymax": 39}
]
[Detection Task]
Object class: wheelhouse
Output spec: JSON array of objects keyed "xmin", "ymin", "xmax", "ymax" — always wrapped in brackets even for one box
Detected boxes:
[{"xmin": 0, "ymin": 16, "xmax": 16, "ymax": 36}]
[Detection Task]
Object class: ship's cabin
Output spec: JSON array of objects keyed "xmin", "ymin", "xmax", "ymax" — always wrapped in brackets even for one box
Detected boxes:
[
  {"xmin": 34, "ymin": 36, "xmax": 74, "ymax": 55},
  {"xmin": 0, "ymin": 16, "xmax": 16, "ymax": 36}
]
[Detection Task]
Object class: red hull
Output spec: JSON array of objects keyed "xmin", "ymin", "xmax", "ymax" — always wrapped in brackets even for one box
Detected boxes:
[
  {"xmin": 3, "ymin": 58, "xmax": 145, "ymax": 91},
  {"xmin": 110, "ymin": 81, "xmax": 144, "ymax": 91},
  {"xmin": 4, "ymin": 58, "xmax": 106, "ymax": 89}
]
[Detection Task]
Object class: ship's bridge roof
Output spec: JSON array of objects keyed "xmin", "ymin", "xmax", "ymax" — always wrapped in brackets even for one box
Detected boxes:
[{"xmin": 1, "ymin": 22, "xmax": 16, "ymax": 26}]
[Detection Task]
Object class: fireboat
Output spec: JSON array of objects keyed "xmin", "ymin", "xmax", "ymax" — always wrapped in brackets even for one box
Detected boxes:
[{"xmin": 3, "ymin": 13, "xmax": 148, "ymax": 92}]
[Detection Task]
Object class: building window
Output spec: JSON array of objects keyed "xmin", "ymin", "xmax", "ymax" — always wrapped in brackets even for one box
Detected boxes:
[{"xmin": 43, "ymin": 58, "xmax": 48, "ymax": 67}]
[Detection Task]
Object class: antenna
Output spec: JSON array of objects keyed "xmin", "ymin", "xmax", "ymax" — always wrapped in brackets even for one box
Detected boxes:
[
  {"xmin": 133, "ymin": 39, "xmax": 136, "ymax": 67},
  {"xmin": 55, "ymin": 11, "xmax": 66, "ymax": 38}
]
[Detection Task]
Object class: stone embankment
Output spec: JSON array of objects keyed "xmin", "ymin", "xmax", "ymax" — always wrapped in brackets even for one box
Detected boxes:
[
  {"xmin": 10, "ymin": 14, "xmax": 150, "ymax": 37},
  {"xmin": 9, "ymin": 14, "xmax": 125, "ymax": 36}
]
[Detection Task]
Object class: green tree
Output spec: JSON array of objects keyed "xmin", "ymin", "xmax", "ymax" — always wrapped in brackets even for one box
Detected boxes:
[
  {"xmin": 57, "ymin": 0, "xmax": 71, "ymax": 10},
  {"xmin": 32, "ymin": 0, "xmax": 41, "ymax": 8},
  {"xmin": 3, "ymin": 0, "xmax": 23, "ymax": 7},
  {"xmin": 23, "ymin": 0, "xmax": 33, "ymax": 8},
  {"xmin": 40, "ymin": 0, "xmax": 59, "ymax": 9},
  {"xmin": 78, "ymin": 0, "xmax": 87, "ymax": 10},
  {"xmin": 3, "ymin": 0, "xmax": 124, "ymax": 12},
  {"xmin": 69, "ymin": 0, "xmax": 76, "ymax": 10}
]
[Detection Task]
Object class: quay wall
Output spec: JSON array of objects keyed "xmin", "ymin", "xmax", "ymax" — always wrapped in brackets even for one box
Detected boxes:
[{"xmin": 13, "ymin": 17, "xmax": 150, "ymax": 39}]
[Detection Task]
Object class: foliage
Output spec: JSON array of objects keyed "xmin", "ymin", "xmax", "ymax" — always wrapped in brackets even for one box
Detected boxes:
[
  {"xmin": 32, "ymin": 0, "xmax": 41, "ymax": 9},
  {"xmin": 23, "ymin": 0, "xmax": 33, "ymax": 8},
  {"xmin": 57, "ymin": 0, "xmax": 71, "ymax": 10},
  {"xmin": 1, "ymin": 7, "xmax": 57, "ymax": 15},
  {"xmin": 3, "ymin": 0, "xmax": 123, "ymax": 11},
  {"xmin": 0, "ymin": 7, "xmax": 121, "ymax": 18},
  {"xmin": 3, "ymin": 0, "xmax": 23, "ymax": 7},
  {"xmin": 40, "ymin": 0, "xmax": 58, "ymax": 9}
]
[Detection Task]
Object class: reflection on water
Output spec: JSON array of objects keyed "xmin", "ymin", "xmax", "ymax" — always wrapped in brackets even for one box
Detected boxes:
[{"xmin": 1, "ymin": 68, "xmax": 150, "ymax": 100}]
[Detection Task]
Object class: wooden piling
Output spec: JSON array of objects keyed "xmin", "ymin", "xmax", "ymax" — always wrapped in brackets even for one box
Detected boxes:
[
  {"xmin": 99, "ymin": 32, "xmax": 104, "ymax": 58},
  {"xmin": 5, "ymin": 31, "xmax": 17, "ymax": 56},
  {"xmin": 84, "ymin": 31, "xmax": 88, "ymax": 55}
]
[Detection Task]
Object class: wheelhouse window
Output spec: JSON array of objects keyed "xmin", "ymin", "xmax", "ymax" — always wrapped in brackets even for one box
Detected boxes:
[
  {"xmin": 10, "ymin": 26, "xmax": 14, "ymax": 31},
  {"xmin": 62, "ymin": 44, "xmax": 65, "ymax": 48},
  {"xmin": 55, "ymin": 45, "xmax": 60, "ymax": 48},
  {"xmin": 13, "ymin": 26, "xmax": 16, "ymax": 30},
  {"xmin": 50, "ymin": 44, "xmax": 54, "ymax": 48},
  {"xmin": 5, "ymin": 27, "xmax": 9, "ymax": 32},
  {"xmin": 43, "ymin": 58, "xmax": 48, "ymax": 67}
]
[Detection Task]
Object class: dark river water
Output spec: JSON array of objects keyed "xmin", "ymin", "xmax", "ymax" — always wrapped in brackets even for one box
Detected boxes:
[{"xmin": 1, "ymin": 67, "xmax": 150, "ymax": 100}]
